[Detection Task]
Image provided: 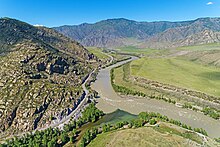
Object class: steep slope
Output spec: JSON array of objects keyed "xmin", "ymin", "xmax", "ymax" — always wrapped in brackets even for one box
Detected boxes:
[
  {"xmin": 176, "ymin": 30, "xmax": 220, "ymax": 47},
  {"xmin": 141, "ymin": 18, "xmax": 220, "ymax": 48},
  {"xmin": 54, "ymin": 17, "xmax": 220, "ymax": 48},
  {"xmin": 54, "ymin": 18, "xmax": 192, "ymax": 47},
  {"xmin": 0, "ymin": 18, "xmax": 97, "ymax": 137}
]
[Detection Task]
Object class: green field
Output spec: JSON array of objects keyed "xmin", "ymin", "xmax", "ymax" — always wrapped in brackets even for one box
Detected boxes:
[
  {"xmin": 113, "ymin": 63, "xmax": 156, "ymax": 95},
  {"xmin": 116, "ymin": 43, "xmax": 220, "ymax": 57},
  {"xmin": 87, "ymin": 47, "xmax": 110, "ymax": 60},
  {"xmin": 177, "ymin": 43, "xmax": 220, "ymax": 51},
  {"xmin": 131, "ymin": 57, "xmax": 220, "ymax": 97},
  {"xmin": 88, "ymin": 123, "xmax": 203, "ymax": 147},
  {"xmin": 115, "ymin": 46, "xmax": 169, "ymax": 56}
]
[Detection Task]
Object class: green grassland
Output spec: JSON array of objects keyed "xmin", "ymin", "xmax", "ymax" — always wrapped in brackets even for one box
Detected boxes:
[
  {"xmin": 115, "ymin": 46, "xmax": 169, "ymax": 56},
  {"xmin": 87, "ymin": 47, "xmax": 110, "ymax": 60},
  {"xmin": 111, "ymin": 45, "xmax": 220, "ymax": 118},
  {"xmin": 179, "ymin": 50, "xmax": 220, "ymax": 67},
  {"xmin": 114, "ymin": 45, "xmax": 220, "ymax": 97},
  {"xmin": 88, "ymin": 123, "xmax": 203, "ymax": 147},
  {"xmin": 87, "ymin": 47, "xmax": 130, "ymax": 65},
  {"xmin": 131, "ymin": 57, "xmax": 220, "ymax": 97},
  {"xmin": 112, "ymin": 62, "xmax": 184, "ymax": 105},
  {"xmin": 177, "ymin": 43, "xmax": 220, "ymax": 51},
  {"xmin": 116, "ymin": 43, "xmax": 220, "ymax": 58},
  {"xmin": 113, "ymin": 63, "xmax": 153, "ymax": 94}
]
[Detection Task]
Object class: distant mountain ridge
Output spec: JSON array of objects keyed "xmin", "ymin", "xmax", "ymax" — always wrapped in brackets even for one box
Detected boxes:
[{"xmin": 54, "ymin": 17, "xmax": 220, "ymax": 48}]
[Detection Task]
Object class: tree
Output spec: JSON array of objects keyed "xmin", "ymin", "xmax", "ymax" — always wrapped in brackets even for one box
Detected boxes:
[
  {"xmin": 72, "ymin": 129, "xmax": 77, "ymax": 136},
  {"xmin": 91, "ymin": 127, "xmax": 98, "ymax": 139},
  {"xmin": 42, "ymin": 134, "xmax": 48, "ymax": 146},
  {"xmin": 69, "ymin": 135, "xmax": 74, "ymax": 143},
  {"xmin": 84, "ymin": 130, "xmax": 91, "ymax": 143},
  {"xmin": 80, "ymin": 137, "xmax": 86, "ymax": 147},
  {"xmin": 102, "ymin": 124, "xmax": 110, "ymax": 133},
  {"xmin": 138, "ymin": 112, "xmax": 149, "ymax": 122},
  {"xmin": 149, "ymin": 119, "xmax": 157, "ymax": 125},
  {"xmin": 61, "ymin": 132, "xmax": 69, "ymax": 144},
  {"xmin": 133, "ymin": 119, "xmax": 144, "ymax": 127},
  {"xmin": 47, "ymin": 140, "xmax": 56, "ymax": 147}
]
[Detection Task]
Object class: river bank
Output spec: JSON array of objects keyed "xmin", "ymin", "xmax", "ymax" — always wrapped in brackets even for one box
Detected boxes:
[{"xmin": 91, "ymin": 56, "xmax": 220, "ymax": 138}]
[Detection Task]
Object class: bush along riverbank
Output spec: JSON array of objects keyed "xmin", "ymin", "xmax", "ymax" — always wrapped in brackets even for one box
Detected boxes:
[
  {"xmin": 0, "ymin": 103, "xmax": 104, "ymax": 147},
  {"xmin": 80, "ymin": 111, "xmax": 208, "ymax": 147},
  {"xmin": 1, "ymin": 104, "xmax": 209, "ymax": 147},
  {"xmin": 110, "ymin": 65, "xmax": 220, "ymax": 120},
  {"xmin": 111, "ymin": 66, "xmax": 177, "ymax": 103}
]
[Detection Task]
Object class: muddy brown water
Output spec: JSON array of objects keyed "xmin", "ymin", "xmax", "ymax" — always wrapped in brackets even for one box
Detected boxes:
[{"xmin": 91, "ymin": 57, "xmax": 220, "ymax": 138}]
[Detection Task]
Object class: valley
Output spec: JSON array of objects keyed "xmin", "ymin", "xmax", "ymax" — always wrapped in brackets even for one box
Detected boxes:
[
  {"xmin": 1, "ymin": 14, "xmax": 220, "ymax": 146},
  {"xmin": 91, "ymin": 53, "xmax": 220, "ymax": 138}
]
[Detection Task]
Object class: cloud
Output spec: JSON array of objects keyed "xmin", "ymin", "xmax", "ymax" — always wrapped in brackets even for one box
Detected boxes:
[
  {"xmin": 206, "ymin": 2, "xmax": 213, "ymax": 5},
  {"xmin": 34, "ymin": 24, "xmax": 44, "ymax": 27}
]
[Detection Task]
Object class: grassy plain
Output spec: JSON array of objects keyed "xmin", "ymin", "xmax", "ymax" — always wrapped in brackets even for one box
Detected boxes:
[
  {"xmin": 113, "ymin": 44, "xmax": 220, "ymax": 98},
  {"xmin": 88, "ymin": 123, "xmax": 203, "ymax": 147},
  {"xmin": 87, "ymin": 47, "xmax": 110, "ymax": 60},
  {"xmin": 87, "ymin": 47, "xmax": 130, "ymax": 64},
  {"xmin": 130, "ymin": 57, "xmax": 220, "ymax": 97},
  {"xmin": 115, "ymin": 46, "xmax": 169, "ymax": 56},
  {"xmin": 113, "ymin": 63, "xmax": 157, "ymax": 95},
  {"xmin": 177, "ymin": 43, "xmax": 220, "ymax": 51}
]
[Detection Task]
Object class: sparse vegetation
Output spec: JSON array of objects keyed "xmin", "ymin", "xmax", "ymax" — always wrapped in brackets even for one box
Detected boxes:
[
  {"xmin": 0, "ymin": 18, "xmax": 98, "ymax": 138},
  {"xmin": 202, "ymin": 107, "xmax": 220, "ymax": 120}
]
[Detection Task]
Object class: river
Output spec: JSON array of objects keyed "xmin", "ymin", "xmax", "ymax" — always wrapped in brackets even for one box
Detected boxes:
[{"xmin": 91, "ymin": 57, "xmax": 220, "ymax": 138}]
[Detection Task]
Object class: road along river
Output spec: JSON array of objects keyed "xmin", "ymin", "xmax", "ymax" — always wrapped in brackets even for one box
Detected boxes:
[{"xmin": 91, "ymin": 56, "xmax": 220, "ymax": 138}]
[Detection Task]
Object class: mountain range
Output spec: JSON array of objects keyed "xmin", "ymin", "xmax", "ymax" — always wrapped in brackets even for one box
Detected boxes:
[{"xmin": 54, "ymin": 17, "xmax": 220, "ymax": 48}]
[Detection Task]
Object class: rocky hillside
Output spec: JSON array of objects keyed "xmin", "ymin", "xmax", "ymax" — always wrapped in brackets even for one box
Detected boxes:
[
  {"xmin": 53, "ymin": 18, "xmax": 192, "ymax": 47},
  {"xmin": 54, "ymin": 17, "xmax": 220, "ymax": 48},
  {"xmin": 176, "ymin": 30, "xmax": 220, "ymax": 47},
  {"xmin": 0, "ymin": 18, "xmax": 97, "ymax": 137}
]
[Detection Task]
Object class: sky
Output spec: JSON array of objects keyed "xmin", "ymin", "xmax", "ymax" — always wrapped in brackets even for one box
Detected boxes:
[{"xmin": 0, "ymin": 0, "xmax": 219, "ymax": 27}]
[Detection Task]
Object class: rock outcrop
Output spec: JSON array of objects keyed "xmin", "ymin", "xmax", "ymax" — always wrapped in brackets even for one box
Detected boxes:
[{"xmin": 0, "ymin": 18, "xmax": 98, "ymax": 138}]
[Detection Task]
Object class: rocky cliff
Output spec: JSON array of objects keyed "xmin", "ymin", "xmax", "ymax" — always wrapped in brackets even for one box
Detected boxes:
[{"xmin": 0, "ymin": 18, "xmax": 97, "ymax": 137}]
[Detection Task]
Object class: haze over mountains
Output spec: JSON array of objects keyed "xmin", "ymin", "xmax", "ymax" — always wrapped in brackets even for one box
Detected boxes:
[{"xmin": 54, "ymin": 17, "xmax": 220, "ymax": 48}]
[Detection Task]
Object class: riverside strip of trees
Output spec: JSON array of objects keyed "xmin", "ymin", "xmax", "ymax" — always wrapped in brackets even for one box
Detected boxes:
[
  {"xmin": 1, "ymin": 104, "xmax": 104, "ymax": 147},
  {"xmin": 1, "ymin": 103, "xmax": 208, "ymax": 147}
]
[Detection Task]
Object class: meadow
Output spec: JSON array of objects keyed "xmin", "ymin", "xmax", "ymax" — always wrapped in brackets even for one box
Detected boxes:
[
  {"xmin": 115, "ymin": 46, "xmax": 169, "ymax": 56},
  {"xmin": 130, "ymin": 57, "xmax": 220, "ymax": 97},
  {"xmin": 87, "ymin": 123, "xmax": 203, "ymax": 147},
  {"xmin": 87, "ymin": 47, "xmax": 110, "ymax": 60},
  {"xmin": 113, "ymin": 44, "xmax": 220, "ymax": 98},
  {"xmin": 177, "ymin": 43, "xmax": 220, "ymax": 51}
]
